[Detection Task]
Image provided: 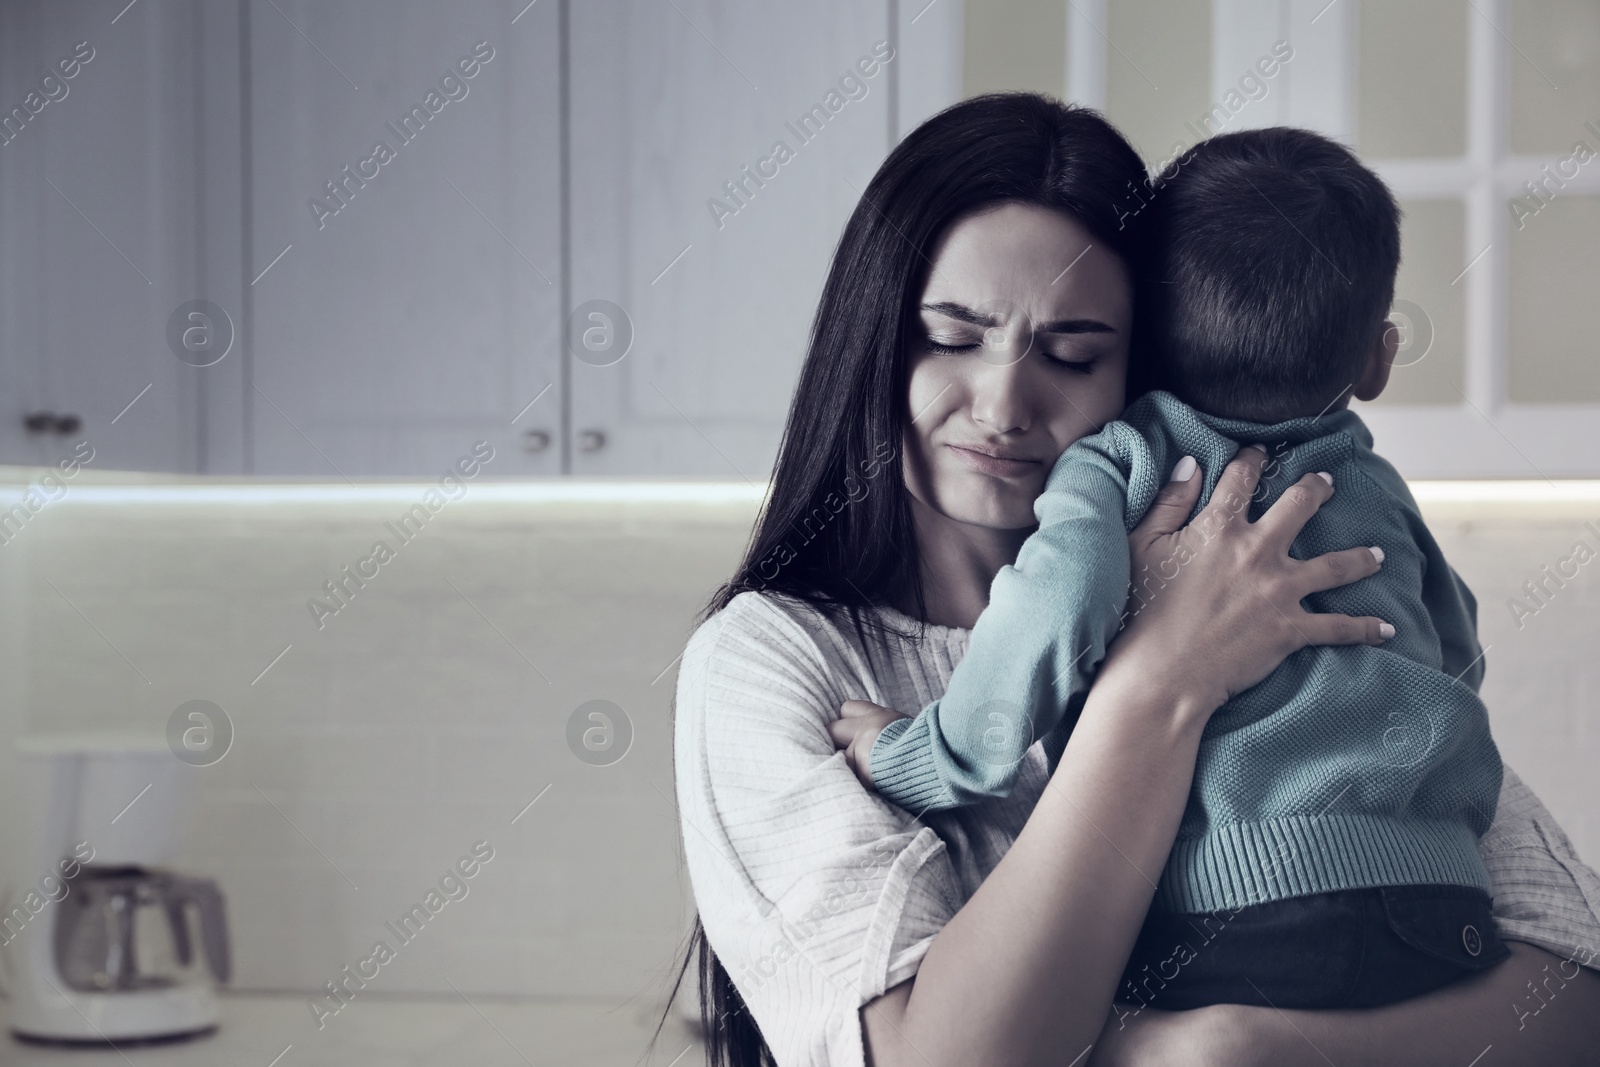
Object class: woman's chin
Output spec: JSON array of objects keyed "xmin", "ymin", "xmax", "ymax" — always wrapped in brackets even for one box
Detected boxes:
[{"xmin": 939, "ymin": 492, "xmax": 1039, "ymax": 532}]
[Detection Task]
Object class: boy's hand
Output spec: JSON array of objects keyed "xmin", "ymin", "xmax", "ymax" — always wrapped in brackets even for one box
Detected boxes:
[{"xmin": 827, "ymin": 700, "xmax": 910, "ymax": 791}]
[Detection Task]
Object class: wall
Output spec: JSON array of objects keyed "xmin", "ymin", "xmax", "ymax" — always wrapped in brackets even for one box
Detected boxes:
[
  {"xmin": 0, "ymin": 473, "xmax": 761, "ymax": 1001},
  {"xmin": 0, "ymin": 472, "xmax": 1596, "ymax": 1003}
]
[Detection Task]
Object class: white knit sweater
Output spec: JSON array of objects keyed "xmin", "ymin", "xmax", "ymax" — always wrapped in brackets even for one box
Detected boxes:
[{"xmin": 673, "ymin": 591, "xmax": 1600, "ymax": 1067}]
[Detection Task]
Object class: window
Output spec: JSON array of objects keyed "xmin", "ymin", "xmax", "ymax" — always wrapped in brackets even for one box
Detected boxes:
[{"xmin": 1054, "ymin": 0, "xmax": 1600, "ymax": 477}]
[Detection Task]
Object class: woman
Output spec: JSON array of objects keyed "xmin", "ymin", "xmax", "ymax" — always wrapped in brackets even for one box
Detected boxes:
[{"xmin": 670, "ymin": 94, "xmax": 1600, "ymax": 1066}]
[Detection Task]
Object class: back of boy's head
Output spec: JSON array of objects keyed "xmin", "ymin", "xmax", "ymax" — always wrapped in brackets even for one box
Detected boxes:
[{"xmin": 1136, "ymin": 127, "xmax": 1401, "ymax": 422}]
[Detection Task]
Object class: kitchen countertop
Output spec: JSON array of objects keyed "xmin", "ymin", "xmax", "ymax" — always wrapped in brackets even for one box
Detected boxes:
[{"xmin": 3, "ymin": 993, "xmax": 705, "ymax": 1066}]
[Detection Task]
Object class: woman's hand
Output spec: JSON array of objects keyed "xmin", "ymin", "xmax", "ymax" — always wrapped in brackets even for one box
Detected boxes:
[
  {"xmin": 1101, "ymin": 445, "xmax": 1392, "ymax": 724},
  {"xmin": 828, "ymin": 699, "xmax": 909, "ymax": 790}
]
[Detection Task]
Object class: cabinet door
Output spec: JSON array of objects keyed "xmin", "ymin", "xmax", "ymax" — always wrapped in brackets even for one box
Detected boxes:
[
  {"xmin": 0, "ymin": 0, "xmax": 225, "ymax": 474},
  {"xmin": 245, "ymin": 0, "xmax": 562, "ymax": 476},
  {"xmin": 568, "ymin": 0, "xmax": 895, "ymax": 477}
]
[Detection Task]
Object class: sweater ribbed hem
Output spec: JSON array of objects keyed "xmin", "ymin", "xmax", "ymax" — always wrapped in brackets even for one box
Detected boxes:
[
  {"xmin": 869, "ymin": 713, "xmax": 957, "ymax": 813},
  {"xmin": 1155, "ymin": 814, "xmax": 1492, "ymax": 913}
]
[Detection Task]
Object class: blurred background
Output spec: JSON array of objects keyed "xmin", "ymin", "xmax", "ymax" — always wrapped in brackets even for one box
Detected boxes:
[{"xmin": 0, "ymin": 1, "xmax": 1595, "ymax": 1064}]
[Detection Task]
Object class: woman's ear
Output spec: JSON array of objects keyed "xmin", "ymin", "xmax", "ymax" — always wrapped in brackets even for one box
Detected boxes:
[{"xmin": 1353, "ymin": 320, "xmax": 1400, "ymax": 402}]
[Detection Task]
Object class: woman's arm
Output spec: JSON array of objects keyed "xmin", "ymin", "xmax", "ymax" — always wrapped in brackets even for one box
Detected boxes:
[
  {"xmin": 1093, "ymin": 762, "xmax": 1600, "ymax": 1065},
  {"xmin": 1092, "ymin": 941, "xmax": 1600, "ymax": 1067},
  {"xmin": 862, "ymin": 448, "xmax": 1393, "ymax": 1067}
]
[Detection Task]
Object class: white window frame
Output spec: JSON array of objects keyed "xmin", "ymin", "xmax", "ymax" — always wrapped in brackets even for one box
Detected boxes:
[{"xmin": 1069, "ymin": 0, "xmax": 1600, "ymax": 478}]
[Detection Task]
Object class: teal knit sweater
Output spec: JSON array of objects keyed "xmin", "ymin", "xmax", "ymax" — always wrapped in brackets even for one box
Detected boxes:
[{"xmin": 870, "ymin": 391, "xmax": 1503, "ymax": 913}]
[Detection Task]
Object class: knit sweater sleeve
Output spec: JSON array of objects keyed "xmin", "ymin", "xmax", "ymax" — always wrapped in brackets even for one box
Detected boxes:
[
  {"xmin": 868, "ymin": 427, "xmax": 1138, "ymax": 813},
  {"xmin": 674, "ymin": 594, "xmax": 967, "ymax": 1067},
  {"xmin": 1356, "ymin": 448, "xmax": 1488, "ymax": 691}
]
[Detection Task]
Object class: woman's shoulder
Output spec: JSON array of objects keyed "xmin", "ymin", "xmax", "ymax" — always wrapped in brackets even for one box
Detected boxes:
[
  {"xmin": 683, "ymin": 591, "xmax": 833, "ymax": 688},
  {"xmin": 679, "ymin": 591, "xmax": 865, "ymax": 728},
  {"xmin": 685, "ymin": 589, "xmax": 831, "ymax": 653},
  {"xmin": 682, "ymin": 590, "xmax": 939, "ymax": 686}
]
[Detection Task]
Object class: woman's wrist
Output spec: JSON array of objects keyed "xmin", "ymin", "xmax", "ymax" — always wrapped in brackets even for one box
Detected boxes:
[{"xmin": 1091, "ymin": 639, "xmax": 1223, "ymax": 737}]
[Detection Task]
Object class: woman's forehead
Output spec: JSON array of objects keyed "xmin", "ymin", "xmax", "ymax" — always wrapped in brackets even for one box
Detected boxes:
[{"xmin": 921, "ymin": 203, "xmax": 1129, "ymax": 321}]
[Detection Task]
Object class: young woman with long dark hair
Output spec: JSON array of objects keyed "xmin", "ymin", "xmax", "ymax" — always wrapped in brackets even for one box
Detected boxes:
[{"xmin": 669, "ymin": 94, "xmax": 1600, "ymax": 1066}]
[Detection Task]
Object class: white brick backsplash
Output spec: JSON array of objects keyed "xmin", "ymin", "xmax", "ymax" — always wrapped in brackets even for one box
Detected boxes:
[{"xmin": 0, "ymin": 481, "xmax": 1594, "ymax": 1002}]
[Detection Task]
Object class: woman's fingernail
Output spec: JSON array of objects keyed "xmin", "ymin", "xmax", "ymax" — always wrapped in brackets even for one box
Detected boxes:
[
  {"xmin": 1169, "ymin": 455, "xmax": 1198, "ymax": 483},
  {"xmin": 1317, "ymin": 471, "xmax": 1334, "ymax": 486},
  {"xmin": 1369, "ymin": 546, "xmax": 1385, "ymax": 564},
  {"xmin": 1378, "ymin": 622, "xmax": 1396, "ymax": 640}
]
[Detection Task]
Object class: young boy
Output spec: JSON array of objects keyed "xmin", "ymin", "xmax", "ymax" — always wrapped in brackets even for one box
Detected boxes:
[{"xmin": 840, "ymin": 127, "xmax": 1509, "ymax": 1011}]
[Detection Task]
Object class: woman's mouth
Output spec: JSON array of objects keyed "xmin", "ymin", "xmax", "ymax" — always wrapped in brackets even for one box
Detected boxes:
[{"xmin": 946, "ymin": 444, "xmax": 1043, "ymax": 479}]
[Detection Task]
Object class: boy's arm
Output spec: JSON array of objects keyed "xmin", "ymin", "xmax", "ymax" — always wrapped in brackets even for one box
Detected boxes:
[
  {"xmin": 1357, "ymin": 452, "xmax": 1487, "ymax": 690},
  {"xmin": 867, "ymin": 440, "xmax": 1138, "ymax": 813}
]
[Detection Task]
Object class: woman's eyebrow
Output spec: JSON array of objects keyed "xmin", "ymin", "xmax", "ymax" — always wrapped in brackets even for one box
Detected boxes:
[
  {"xmin": 1037, "ymin": 318, "xmax": 1116, "ymax": 335},
  {"xmin": 920, "ymin": 301, "xmax": 995, "ymax": 326},
  {"xmin": 920, "ymin": 302, "xmax": 1115, "ymax": 334}
]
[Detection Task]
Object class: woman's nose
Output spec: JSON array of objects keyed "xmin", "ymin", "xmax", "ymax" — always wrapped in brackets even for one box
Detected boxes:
[{"xmin": 968, "ymin": 353, "xmax": 1035, "ymax": 434}]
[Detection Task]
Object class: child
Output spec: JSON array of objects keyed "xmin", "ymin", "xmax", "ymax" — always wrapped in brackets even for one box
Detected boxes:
[{"xmin": 839, "ymin": 127, "xmax": 1508, "ymax": 1011}]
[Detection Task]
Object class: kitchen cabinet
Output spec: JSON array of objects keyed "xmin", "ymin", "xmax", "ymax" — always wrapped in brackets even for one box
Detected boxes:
[
  {"xmin": 244, "ymin": 0, "xmax": 562, "ymax": 477},
  {"xmin": 0, "ymin": 0, "xmax": 232, "ymax": 474},
  {"xmin": 0, "ymin": 0, "xmax": 962, "ymax": 477}
]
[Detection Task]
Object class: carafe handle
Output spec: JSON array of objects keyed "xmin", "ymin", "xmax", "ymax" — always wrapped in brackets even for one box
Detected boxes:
[
  {"xmin": 163, "ymin": 894, "xmax": 194, "ymax": 967},
  {"xmin": 167, "ymin": 875, "xmax": 231, "ymax": 983}
]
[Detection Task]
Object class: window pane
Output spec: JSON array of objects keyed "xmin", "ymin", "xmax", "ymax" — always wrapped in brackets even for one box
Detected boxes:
[
  {"xmin": 1369, "ymin": 199, "xmax": 1467, "ymax": 405},
  {"xmin": 1508, "ymin": 194, "xmax": 1600, "ymax": 402},
  {"xmin": 1356, "ymin": 0, "xmax": 1468, "ymax": 159},
  {"xmin": 964, "ymin": 0, "xmax": 1066, "ymax": 98},
  {"xmin": 1509, "ymin": 0, "xmax": 1600, "ymax": 155},
  {"xmin": 1104, "ymin": 0, "xmax": 1212, "ymax": 168}
]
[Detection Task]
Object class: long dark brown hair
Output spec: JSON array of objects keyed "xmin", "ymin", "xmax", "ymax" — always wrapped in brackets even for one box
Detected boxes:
[{"xmin": 663, "ymin": 92, "xmax": 1150, "ymax": 1067}]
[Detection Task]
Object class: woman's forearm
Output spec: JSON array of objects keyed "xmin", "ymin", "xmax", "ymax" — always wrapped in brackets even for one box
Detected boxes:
[
  {"xmin": 1239, "ymin": 942, "xmax": 1600, "ymax": 1066},
  {"xmin": 863, "ymin": 665, "xmax": 1215, "ymax": 1067}
]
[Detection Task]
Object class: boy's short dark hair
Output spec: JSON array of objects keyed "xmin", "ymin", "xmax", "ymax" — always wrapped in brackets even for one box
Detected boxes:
[{"xmin": 1136, "ymin": 127, "xmax": 1401, "ymax": 422}]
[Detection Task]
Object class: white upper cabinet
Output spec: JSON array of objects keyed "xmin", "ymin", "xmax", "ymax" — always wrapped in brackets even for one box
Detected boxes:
[
  {"xmin": 0, "ymin": 0, "xmax": 222, "ymax": 474},
  {"xmin": 566, "ymin": 1, "xmax": 897, "ymax": 478},
  {"xmin": 244, "ymin": 0, "xmax": 562, "ymax": 477},
  {"xmin": 1, "ymin": 0, "xmax": 963, "ymax": 477}
]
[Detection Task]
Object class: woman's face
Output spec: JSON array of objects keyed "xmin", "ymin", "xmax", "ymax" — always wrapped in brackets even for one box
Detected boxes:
[{"xmin": 902, "ymin": 202, "xmax": 1133, "ymax": 531}]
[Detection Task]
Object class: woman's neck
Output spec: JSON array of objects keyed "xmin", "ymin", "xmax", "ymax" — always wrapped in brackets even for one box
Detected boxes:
[{"xmin": 897, "ymin": 494, "xmax": 1032, "ymax": 630}]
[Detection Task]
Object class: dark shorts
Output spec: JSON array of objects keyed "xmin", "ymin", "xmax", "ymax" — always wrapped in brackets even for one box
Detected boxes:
[{"xmin": 1116, "ymin": 884, "xmax": 1510, "ymax": 1011}]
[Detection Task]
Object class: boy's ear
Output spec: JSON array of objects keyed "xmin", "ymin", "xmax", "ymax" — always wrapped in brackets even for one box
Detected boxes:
[{"xmin": 1353, "ymin": 319, "xmax": 1399, "ymax": 402}]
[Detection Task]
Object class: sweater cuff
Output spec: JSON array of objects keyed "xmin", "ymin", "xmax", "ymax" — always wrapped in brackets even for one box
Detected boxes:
[{"xmin": 869, "ymin": 709, "xmax": 957, "ymax": 814}]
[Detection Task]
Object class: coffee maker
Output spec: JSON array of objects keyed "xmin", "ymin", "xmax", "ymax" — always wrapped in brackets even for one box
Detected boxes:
[{"xmin": 4, "ymin": 734, "xmax": 230, "ymax": 1044}]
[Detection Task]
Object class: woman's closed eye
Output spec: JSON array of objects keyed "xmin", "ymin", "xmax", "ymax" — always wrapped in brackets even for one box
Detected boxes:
[
  {"xmin": 924, "ymin": 334, "xmax": 1098, "ymax": 374},
  {"xmin": 1042, "ymin": 350, "xmax": 1098, "ymax": 374}
]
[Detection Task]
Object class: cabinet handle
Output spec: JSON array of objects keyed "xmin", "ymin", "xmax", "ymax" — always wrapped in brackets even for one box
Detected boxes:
[
  {"xmin": 22, "ymin": 412, "xmax": 83, "ymax": 435},
  {"xmin": 522, "ymin": 429, "xmax": 552, "ymax": 453},
  {"xmin": 577, "ymin": 429, "xmax": 607, "ymax": 453}
]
